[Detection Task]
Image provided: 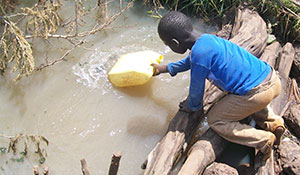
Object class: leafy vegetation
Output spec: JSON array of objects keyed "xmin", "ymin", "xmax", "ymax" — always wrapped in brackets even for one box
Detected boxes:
[
  {"xmin": 145, "ymin": 0, "xmax": 300, "ymax": 43},
  {"xmin": 0, "ymin": 0, "xmax": 134, "ymax": 81},
  {"xmin": 0, "ymin": 133, "xmax": 49, "ymax": 165},
  {"xmin": 0, "ymin": 0, "xmax": 61, "ymax": 80}
]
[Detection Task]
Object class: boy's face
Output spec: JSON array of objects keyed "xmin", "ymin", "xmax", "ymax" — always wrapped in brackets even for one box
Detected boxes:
[{"xmin": 163, "ymin": 38, "xmax": 187, "ymax": 54}]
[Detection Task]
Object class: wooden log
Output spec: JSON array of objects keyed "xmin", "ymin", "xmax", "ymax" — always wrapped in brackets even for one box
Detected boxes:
[
  {"xmin": 80, "ymin": 159, "xmax": 90, "ymax": 175},
  {"xmin": 203, "ymin": 162, "xmax": 238, "ymax": 175},
  {"xmin": 108, "ymin": 151, "xmax": 122, "ymax": 175},
  {"xmin": 178, "ymin": 129, "xmax": 228, "ymax": 175},
  {"xmin": 276, "ymin": 43, "xmax": 296, "ymax": 79},
  {"xmin": 278, "ymin": 139, "xmax": 300, "ymax": 174},
  {"xmin": 230, "ymin": 6, "xmax": 268, "ymax": 57},
  {"xmin": 260, "ymin": 41, "xmax": 282, "ymax": 67},
  {"xmin": 216, "ymin": 24, "xmax": 232, "ymax": 40},
  {"xmin": 269, "ymin": 42, "xmax": 295, "ymax": 116},
  {"xmin": 283, "ymin": 103, "xmax": 300, "ymax": 139},
  {"xmin": 143, "ymin": 100, "xmax": 203, "ymax": 175}
]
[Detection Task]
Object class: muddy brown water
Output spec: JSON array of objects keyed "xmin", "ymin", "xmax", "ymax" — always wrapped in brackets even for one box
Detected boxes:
[{"xmin": 0, "ymin": 1, "xmax": 215, "ymax": 174}]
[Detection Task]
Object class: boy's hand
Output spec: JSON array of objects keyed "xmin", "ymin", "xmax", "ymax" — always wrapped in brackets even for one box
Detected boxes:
[
  {"xmin": 179, "ymin": 100, "xmax": 195, "ymax": 113},
  {"xmin": 179, "ymin": 98, "xmax": 203, "ymax": 114},
  {"xmin": 151, "ymin": 64, "xmax": 168, "ymax": 76}
]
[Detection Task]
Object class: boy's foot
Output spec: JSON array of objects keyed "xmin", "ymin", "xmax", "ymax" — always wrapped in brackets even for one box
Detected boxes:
[
  {"xmin": 256, "ymin": 134, "xmax": 275, "ymax": 162},
  {"xmin": 255, "ymin": 148, "xmax": 272, "ymax": 163},
  {"xmin": 254, "ymin": 149, "xmax": 272, "ymax": 171},
  {"xmin": 273, "ymin": 126, "xmax": 285, "ymax": 145}
]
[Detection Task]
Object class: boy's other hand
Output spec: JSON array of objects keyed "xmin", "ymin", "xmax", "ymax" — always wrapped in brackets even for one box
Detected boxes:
[
  {"xmin": 151, "ymin": 64, "xmax": 168, "ymax": 76},
  {"xmin": 179, "ymin": 98, "xmax": 203, "ymax": 114},
  {"xmin": 179, "ymin": 100, "xmax": 195, "ymax": 113}
]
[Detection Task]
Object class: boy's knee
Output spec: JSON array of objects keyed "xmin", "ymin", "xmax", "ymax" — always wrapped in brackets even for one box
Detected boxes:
[
  {"xmin": 208, "ymin": 118, "xmax": 225, "ymax": 132},
  {"xmin": 207, "ymin": 115, "xmax": 216, "ymax": 126}
]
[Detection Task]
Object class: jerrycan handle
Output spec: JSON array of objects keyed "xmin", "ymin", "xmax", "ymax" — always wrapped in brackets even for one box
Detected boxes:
[{"xmin": 156, "ymin": 55, "xmax": 164, "ymax": 64}]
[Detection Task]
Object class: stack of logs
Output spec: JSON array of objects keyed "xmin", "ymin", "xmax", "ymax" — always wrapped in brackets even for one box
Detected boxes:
[{"xmin": 142, "ymin": 5, "xmax": 299, "ymax": 175}]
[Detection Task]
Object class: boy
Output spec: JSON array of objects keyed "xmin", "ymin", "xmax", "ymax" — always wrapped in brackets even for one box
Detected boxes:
[{"xmin": 152, "ymin": 11, "xmax": 285, "ymax": 160}]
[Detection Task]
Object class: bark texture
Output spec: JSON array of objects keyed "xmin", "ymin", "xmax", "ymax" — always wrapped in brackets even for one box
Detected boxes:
[
  {"xmin": 203, "ymin": 162, "xmax": 238, "ymax": 175},
  {"xmin": 230, "ymin": 7, "xmax": 267, "ymax": 57}
]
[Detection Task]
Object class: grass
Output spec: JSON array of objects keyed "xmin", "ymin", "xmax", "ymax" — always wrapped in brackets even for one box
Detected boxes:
[{"xmin": 145, "ymin": 0, "xmax": 300, "ymax": 43}]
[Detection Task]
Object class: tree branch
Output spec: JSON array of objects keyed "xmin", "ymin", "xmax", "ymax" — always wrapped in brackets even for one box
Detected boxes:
[{"xmin": 35, "ymin": 0, "xmax": 135, "ymax": 71}]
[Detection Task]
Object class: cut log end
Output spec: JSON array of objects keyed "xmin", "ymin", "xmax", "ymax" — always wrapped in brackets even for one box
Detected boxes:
[{"xmin": 108, "ymin": 151, "xmax": 122, "ymax": 175}]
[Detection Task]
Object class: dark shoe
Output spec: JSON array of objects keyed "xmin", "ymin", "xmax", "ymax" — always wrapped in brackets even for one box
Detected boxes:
[
  {"xmin": 273, "ymin": 126, "xmax": 285, "ymax": 145},
  {"xmin": 256, "ymin": 149, "xmax": 272, "ymax": 162},
  {"xmin": 254, "ymin": 151, "xmax": 270, "ymax": 171}
]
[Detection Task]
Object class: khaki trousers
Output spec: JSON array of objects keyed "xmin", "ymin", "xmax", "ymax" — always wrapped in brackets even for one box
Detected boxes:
[{"xmin": 207, "ymin": 69, "xmax": 284, "ymax": 154}]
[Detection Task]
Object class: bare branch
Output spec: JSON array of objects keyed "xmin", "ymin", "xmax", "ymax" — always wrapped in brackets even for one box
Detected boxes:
[{"xmin": 35, "ymin": 0, "xmax": 135, "ymax": 71}]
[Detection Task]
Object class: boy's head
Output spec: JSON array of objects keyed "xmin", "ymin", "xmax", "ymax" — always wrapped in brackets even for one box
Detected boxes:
[{"xmin": 158, "ymin": 11, "xmax": 194, "ymax": 54}]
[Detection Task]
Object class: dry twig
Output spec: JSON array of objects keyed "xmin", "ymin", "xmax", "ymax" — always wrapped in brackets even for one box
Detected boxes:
[
  {"xmin": 35, "ymin": 0, "xmax": 135, "ymax": 71},
  {"xmin": 80, "ymin": 159, "xmax": 90, "ymax": 175},
  {"xmin": 292, "ymin": 78, "xmax": 300, "ymax": 103}
]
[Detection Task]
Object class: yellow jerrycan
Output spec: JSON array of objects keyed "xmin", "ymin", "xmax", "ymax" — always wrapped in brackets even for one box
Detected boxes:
[{"xmin": 108, "ymin": 50, "xmax": 163, "ymax": 87}]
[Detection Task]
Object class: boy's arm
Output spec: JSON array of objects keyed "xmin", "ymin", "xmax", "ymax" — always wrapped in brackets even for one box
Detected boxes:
[
  {"xmin": 152, "ymin": 55, "xmax": 191, "ymax": 76},
  {"xmin": 188, "ymin": 64, "xmax": 209, "ymax": 111},
  {"xmin": 167, "ymin": 55, "xmax": 190, "ymax": 76}
]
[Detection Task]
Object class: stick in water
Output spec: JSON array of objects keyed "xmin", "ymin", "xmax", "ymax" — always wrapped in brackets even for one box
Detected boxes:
[
  {"xmin": 80, "ymin": 159, "xmax": 90, "ymax": 175},
  {"xmin": 108, "ymin": 151, "xmax": 122, "ymax": 175}
]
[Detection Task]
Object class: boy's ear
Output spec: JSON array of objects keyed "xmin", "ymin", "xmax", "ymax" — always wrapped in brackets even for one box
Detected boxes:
[{"xmin": 171, "ymin": 38, "xmax": 180, "ymax": 46}]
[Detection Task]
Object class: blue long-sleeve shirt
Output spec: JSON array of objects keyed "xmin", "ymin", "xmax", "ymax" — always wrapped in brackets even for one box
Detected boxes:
[{"xmin": 167, "ymin": 34, "xmax": 271, "ymax": 111}]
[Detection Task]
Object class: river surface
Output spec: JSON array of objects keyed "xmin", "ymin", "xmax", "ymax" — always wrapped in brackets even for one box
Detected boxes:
[{"xmin": 0, "ymin": 1, "xmax": 215, "ymax": 174}]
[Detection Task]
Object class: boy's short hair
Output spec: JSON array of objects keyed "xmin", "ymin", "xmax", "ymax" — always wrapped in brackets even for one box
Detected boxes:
[{"xmin": 158, "ymin": 11, "xmax": 193, "ymax": 41}]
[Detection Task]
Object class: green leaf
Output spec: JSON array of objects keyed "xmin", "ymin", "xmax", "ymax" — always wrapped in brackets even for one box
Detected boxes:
[
  {"xmin": 0, "ymin": 147, "xmax": 6, "ymax": 153},
  {"xmin": 267, "ymin": 34, "xmax": 276, "ymax": 44},
  {"xmin": 11, "ymin": 157, "xmax": 25, "ymax": 163},
  {"xmin": 16, "ymin": 157, "xmax": 24, "ymax": 162},
  {"xmin": 39, "ymin": 157, "xmax": 46, "ymax": 164},
  {"xmin": 20, "ymin": 151, "xmax": 26, "ymax": 156}
]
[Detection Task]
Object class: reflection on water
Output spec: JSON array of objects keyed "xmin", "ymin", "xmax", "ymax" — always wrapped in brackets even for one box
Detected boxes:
[{"xmin": 0, "ymin": 1, "xmax": 215, "ymax": 174}]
